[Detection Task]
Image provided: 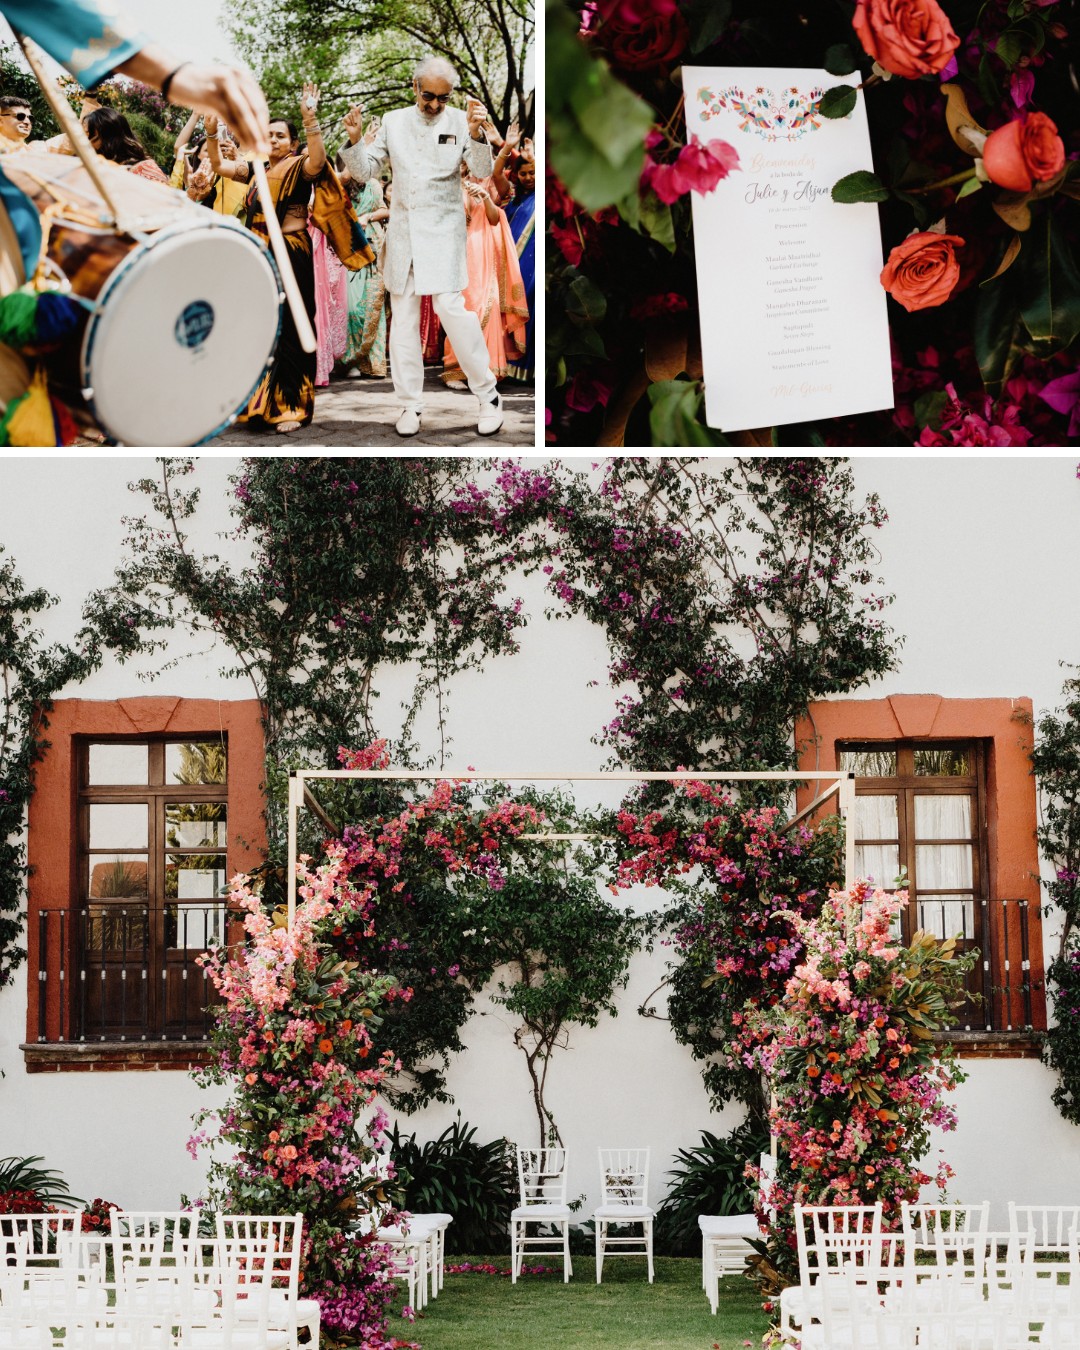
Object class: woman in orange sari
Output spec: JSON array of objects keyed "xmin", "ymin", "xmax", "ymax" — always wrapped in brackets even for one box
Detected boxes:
[
  {"xmin": 206, "ymin": 84, "xmax": 373, "ymax": 432},
  {"xmin": 441, "ymin": 167, "xmax": 528, "ymax": 388}
]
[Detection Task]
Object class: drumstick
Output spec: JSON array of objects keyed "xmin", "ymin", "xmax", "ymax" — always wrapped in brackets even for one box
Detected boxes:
[
  {"xmin": 12, "ymin": 32, "xmax": 125, "ymax": 228},
  {"xmin": 249, "ymin": 157, "xmax": 316, "ymax": 354}
]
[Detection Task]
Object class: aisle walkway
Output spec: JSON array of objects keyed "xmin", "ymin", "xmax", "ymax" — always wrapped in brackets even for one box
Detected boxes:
[{"xmin": 212, "ymin": 369, "xmax": 535, "ymax": 449}]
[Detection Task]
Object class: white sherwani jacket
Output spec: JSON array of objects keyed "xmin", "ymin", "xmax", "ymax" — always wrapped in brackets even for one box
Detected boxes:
[{"xmin": 340, "ymin": 105, "xmax": 494, "ymax": 296}]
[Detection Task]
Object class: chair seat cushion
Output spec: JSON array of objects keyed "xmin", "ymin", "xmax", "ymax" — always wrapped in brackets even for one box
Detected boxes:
[
  {"xmin": 699, "ymin": 1214, "xmax": 758, "ymax": 1237},
  {"xmin": 594, "ymin": 1206, "xmax": 654, "ymax": 1220},
  {"xmin": 511, "ymin": 1205, "xmax": 571, "ymax": 1219},
  {"xmin": 188, "ymin": 1332, "xmax": 290, "ymax": 1350}
]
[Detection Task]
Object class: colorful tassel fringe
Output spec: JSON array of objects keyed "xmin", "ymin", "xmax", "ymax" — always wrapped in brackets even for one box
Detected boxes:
[
  {"xmin": 0, "ymin": 287, "xmax": 84, "ymax": 348},
  {"xmin": 0, "ymin": 369, "xmax": 75, "ymax": 447}
]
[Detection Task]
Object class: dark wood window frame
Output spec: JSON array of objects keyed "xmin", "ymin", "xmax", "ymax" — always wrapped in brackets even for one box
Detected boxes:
[{"xmin": 76, "ymin": 736, "xmax": 228, "ymax": 1043}]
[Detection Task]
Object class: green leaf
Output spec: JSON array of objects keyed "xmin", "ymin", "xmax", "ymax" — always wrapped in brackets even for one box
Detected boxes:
[
  {"xmin": 977, "ymin": 53, "xmax": 1000, "ymax": 106},
  {"xmin": 565, "ymin": 274, "xmax": 608, "ymax": 326},
  {"xmin": 832, "ymin": 170, "xmax": 889, "ymax": 204},
  {"xmin": 913, "ymin": 390, "xmax": 949, "ymax": 432},
  {"xmin": 892, "ymin": 188, "xmax": 933, "ymax": 230},
  {"xmin": 824, "ymin": 43, "xmax": 859, "ymax": 75},
  {"xmin": 819, "ymin": 85, "xmax": 858, "ymax": 119},
  {"xmin": 549, "ymin": 131, "xmax": 645, "ymax": 213},
  {"xmin": 1018, "ymin": 213, "xmax": 1080, "ymax": 352},
  {"xmin": 995, "ymin": 29, "xmax": 1024, "ymax": 68},
  {"xmin": 648, "ymin": 379, "xmax": 730, "ymax": 447},
  {"xmin": 956, "ymin": 176, "xmax": 982, "ymax": 198},
  {"xmin": 639, "ymin": 193, "xmax": 676, "ymax": 253},
  {"xmin": 688, "ymin": 0, "xmax": 732, "ymax": 54},
  {"xmin": 973, "ymin": 273, "xmax": 1021, "ymax": 396}
]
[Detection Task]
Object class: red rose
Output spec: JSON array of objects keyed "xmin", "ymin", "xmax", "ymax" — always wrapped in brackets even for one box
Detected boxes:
[
  {"xmin": 852, "ymin": 0, "xmax": 960, "ymax": 78},
  {"xmin": 880, "ymin": 231, "xmax": 965, "ymax": 311},
  {"xmin": 599, "ymin": 8, "xmax": 688, "ymax": 71},
  {"xmin": 982, "ymin": 112, "xmax": 1066, "ymax": 192}
]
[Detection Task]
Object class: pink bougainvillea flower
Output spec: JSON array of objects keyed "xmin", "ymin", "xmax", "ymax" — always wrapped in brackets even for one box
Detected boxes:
[
  {"xmin": 982, "ymin": 111, "xmax": 1065, "ymax": 192},
  {"xmin": 880, "ymin": 231, "xmax": 964, "ymax": 311},
  {"xmin": 1009, "ymin": 68, "xmax": 1035, "ymax": 111},
  {"xmin": 852, "ymin": 0, "xmax": 960, "ymax": 78},
  {"xmin": 1040, "ymin": 370, "xmax": 1080, "ymax": 438},
  {"xmin": 643, "ymin": 136, "xmax": 739, "ymax": 205}
]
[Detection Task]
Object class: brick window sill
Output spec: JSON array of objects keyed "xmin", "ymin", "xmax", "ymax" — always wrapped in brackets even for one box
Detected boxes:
[
  {"xmin": 21, "ymin": 1042, "xmax": 213, "ymax": 1073},
  {"xmin": 932, "ymin": 1031, "xmax": 1045, "ymax": 1060}
]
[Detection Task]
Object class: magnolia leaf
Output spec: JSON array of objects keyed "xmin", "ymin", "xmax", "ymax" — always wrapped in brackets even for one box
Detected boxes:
[
  {"xmin": 993, "ymin": 191, "xmax": 1034, "ymax": 232},
  {"xmin": 974, "ymin": 273, "xmax": 1021, "ymax": 397},
  {"xmin": 819, "ymin": 85, "xmax": 858, "ymax": 119},
  {"xmin": 984, "ymin": 233, "xmax": 1022, "ymax": 283},
  {"xmin": 1019, "ymin": 214, "xmax": 1080, "ymax": 351},
  {"xmin": 940, "ymin": 83, "xmax": 987, "ymax": 156},
  {"xmin": 832, "ymin": 170, "xmax": 889, "ymax": 204}
]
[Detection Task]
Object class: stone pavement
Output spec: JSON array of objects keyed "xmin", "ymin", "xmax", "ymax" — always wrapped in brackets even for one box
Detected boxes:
[{"xmin": 211, "ymin": 368, "xmax": 535, "ymax": 449}]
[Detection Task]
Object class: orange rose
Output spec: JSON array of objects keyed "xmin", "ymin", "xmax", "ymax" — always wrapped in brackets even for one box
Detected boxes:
[
  {"xmin": 852, "ymin": 0, "xmax": 959, "ymax": 78},
  {"xmin": 880, "ymin": 231, "xmax": 964, "ymax": 311},
  {"xmin": 982, "ymin": 112, "xmax": 1065, "ymax": 192}
]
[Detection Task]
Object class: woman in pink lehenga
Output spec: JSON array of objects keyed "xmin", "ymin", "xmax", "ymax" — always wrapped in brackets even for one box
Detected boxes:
[
  {"xmin": 441, "ymin": 172, "xmax": 528, "ymax": 387},
  {"xmin": 311, "ymin": 223, "xmax": 349, "ymax": 386}
]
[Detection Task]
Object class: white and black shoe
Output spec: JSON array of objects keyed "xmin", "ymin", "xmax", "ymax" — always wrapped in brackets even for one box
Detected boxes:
[
  {"xmin": 476, "ymin": 392, "xmax": 504, "ymax": 436},
  {"xmin": 395, "ymin": 408, "xmax": 421, "ymax": 437}
]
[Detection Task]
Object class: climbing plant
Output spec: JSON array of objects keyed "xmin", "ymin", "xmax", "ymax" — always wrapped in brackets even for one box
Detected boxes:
[
  {"xmin": 0, "ymin": 546, "xmax": 98, "ymax": 991},
  {"xmin": 1031, "ymin": 672, "xmax": 1080, "ymax": 1124}
]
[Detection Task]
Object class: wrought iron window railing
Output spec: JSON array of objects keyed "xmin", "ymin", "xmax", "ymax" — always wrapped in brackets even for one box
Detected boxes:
[{"xmin": 35, "ymin": 903, "xmax": 224, "ymax": 1043}]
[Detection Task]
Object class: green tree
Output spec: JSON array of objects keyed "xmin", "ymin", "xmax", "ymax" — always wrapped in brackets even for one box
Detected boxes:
[{"xmin": 222, "ymin": 0, "xmax": 532, "ymax": 133}]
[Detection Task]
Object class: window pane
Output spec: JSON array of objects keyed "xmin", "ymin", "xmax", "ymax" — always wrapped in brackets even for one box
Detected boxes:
[
  {"xmin": 166, "ymin": 742, "xmax": 227, "ymax": 785},
  {"xmin": 916, "ymin": 893, "xmax": 975, "ymax": 941},
  {"xmin": 87, "ymin": 744, "xmax": 147, "ymax": 785},
  {"xmin": 839, "ymin": 748, "xmax": 897, "ymax": 776},
  {"xmin": 89, "ymin": 804, "xmax": 148, "ymax": 850},
  {"xmin": 88, "ymin": 856, "xmax": 148, "ymax": 899},
  {"xmin": 914, "ymin": 795, "xmax": 972, "ymax": 840},
  {"xmin": 165, "ymin": 803, "xmax": 228, "ymax": 849},
  {"xmin": 855, "ymin": 844, "xmax": 900, "ymax": 888},
  {"xmin": 166, "ymin": 855, "xmax": 227, "ymax": 899},
  {"xmin": 84, "ymin": 904, "xmax": 148, "ymax": 955},
  {"xmin": 916, "ymin": 843, "xmax": 973, "ymax": 890},
  {"xmin": 914, "ymin": 748, "xmax": 970, "ymax": 776},
  {"xmin": 854, "ymin": 795, "xmax": 898, "ymax": 839},
  {"xmin": 166, "ymin": 903, "xmax": 226, "ymax": 950}
]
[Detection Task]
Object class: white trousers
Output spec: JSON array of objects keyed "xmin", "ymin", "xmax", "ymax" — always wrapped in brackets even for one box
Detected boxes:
[{"xmin": 390, "ymin": 267, "xmax": 497, "ymax": 413}]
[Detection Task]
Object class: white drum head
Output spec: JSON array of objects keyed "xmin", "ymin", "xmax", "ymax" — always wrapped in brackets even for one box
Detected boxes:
[{"xmin": 82, "ymin": 218, "xmax": 281, "ymax": 446}]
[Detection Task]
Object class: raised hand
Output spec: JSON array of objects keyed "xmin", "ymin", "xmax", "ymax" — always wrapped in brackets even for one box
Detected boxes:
[
  {"xmin": 363, "ymin": 115, "xmax": 380, "ymax": 145},
  {"xmin": 466, "ymin": 97, "xmax": 489, "ymax": 140},
  {"xmin": 301, "ymin": 82, "xmax": 321, "ymax": 120},
  {"xmin": 187, "ymin": 160, "xmax": 215, "ymax": 198},
  {"xmin": 503, "ymin": 119, "xmax": 521, "ymax": 150},
  {"xmin": 343, "ymin": 104, "xmax": 365, "ymax": 145}
]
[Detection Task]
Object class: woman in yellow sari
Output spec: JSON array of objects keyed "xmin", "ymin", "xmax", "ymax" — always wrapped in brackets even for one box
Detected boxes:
[{"xmin": 206, "ymin": 84, "xmax": 373, "ymax": 432}]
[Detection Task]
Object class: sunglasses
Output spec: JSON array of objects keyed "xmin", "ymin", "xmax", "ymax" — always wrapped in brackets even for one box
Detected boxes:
[
  {"xmin": 419, "ymin": 90, "xmax": 451, "ymax": 105},
  {"xmin": 3, "ymin": 111, "xmax": 31, "ymax": 122}
]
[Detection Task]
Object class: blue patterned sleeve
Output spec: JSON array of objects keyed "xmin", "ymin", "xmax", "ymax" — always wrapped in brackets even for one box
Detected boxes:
[{"xmin": 2, "ymin": 0, "xmax": 149, "ymax": 88}]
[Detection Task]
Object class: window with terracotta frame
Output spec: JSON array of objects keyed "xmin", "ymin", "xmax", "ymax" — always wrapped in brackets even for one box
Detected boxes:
[
  {"xmin": 25, "ymin": 696, "xmax": 265, "ymax": 1069},
  {"xmin": 796, "ymin": 696, "xmax": 1046, "ymax": 1054}
]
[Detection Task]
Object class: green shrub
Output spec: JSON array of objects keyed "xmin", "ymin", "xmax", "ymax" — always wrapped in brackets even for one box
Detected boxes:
[
  {"xmin": 653, "ymin": 1121, "xmax": 769, "ymax": 1257},
  {"xmin": 0, "ymin": 1156, "xmax": 82, "ymax": 1209},
  {"xmin": 389, "ymin": 1116, "xmax": 517, "ymax": 1254}
]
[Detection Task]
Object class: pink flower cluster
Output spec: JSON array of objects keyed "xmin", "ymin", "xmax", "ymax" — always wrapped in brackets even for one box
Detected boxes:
[{"xmin": 642, "ymin": 136, "xmax": 740, "ymax": 205}]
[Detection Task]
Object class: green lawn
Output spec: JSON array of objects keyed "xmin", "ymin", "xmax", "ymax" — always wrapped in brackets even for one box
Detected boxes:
[{"xmin": 393, "ymin": 1255, "xmax": 770, "ymax": 1350}]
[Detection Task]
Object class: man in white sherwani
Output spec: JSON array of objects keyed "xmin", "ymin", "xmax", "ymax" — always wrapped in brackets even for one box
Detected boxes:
[{"xmin": 341, "ymin": 57, "xmax": 503, "ymax": 438}]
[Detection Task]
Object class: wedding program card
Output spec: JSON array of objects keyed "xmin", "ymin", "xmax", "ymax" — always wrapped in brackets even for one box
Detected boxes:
[{"xmin": 681, "ymin": 67, "xmax": 895, "ymax": 433}]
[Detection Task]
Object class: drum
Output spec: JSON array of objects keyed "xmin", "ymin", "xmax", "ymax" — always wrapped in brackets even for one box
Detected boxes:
[{"xmin": 1, "ymin": 149, "xmax": 282, "ymax": 446}]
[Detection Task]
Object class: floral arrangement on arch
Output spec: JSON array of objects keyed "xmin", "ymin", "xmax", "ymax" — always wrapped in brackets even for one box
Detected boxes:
[
  {"xmin": 191, "ymin": 849, "xmax": 416, "ymax": 1349},
  {"xmin": 547, "ymin": 0, "xmax": 1079, "ymax": 447},
  {"xmin": 738, "ymin": 880, "xmax": 974, "ymax": 1312}
]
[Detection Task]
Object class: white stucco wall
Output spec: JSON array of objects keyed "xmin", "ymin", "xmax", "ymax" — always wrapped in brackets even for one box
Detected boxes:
[{"xmin": 1, "ymin": 454, "xmax": 1078, "ymax": 1227}]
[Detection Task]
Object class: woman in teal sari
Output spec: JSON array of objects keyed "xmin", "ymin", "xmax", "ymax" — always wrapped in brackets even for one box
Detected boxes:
[
  {"xmin": 505, "ymin": 149, "xmax": 534, "ymax": 383},
  {"xmin": 340, "ymin": 164, "xmax": 389, "ymax": 378}
]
